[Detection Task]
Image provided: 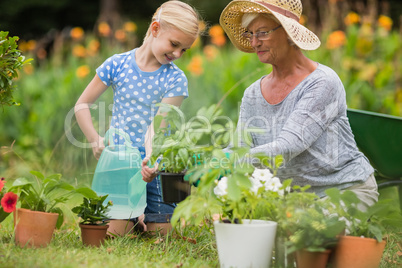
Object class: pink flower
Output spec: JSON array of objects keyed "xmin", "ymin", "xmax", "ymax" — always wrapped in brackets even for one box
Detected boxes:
[{"xmin": 1, "ymin": 192, "xmax": 18, "ymax": 213}]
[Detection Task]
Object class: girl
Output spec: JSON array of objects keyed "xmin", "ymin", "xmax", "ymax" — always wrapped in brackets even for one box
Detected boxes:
[{"xmin": 75, "ymin": 0, "xmax": 202, "ymax": 233}]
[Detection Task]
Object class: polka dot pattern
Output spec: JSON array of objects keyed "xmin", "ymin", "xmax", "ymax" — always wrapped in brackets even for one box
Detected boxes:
[{"xmin": 97, "ymin": 48, "xmax": 189, "ymax": 150}]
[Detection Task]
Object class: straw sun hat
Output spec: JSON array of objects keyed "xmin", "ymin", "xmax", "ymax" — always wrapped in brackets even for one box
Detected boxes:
[{"xmin": 219, "ymin": 0, "xmax": 321, "ymax": 52}]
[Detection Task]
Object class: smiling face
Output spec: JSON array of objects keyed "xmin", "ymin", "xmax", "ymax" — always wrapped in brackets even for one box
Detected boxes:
[
  {"xmin": 246, "ymin": 15, "xmax": 288, "ymax": 64},
  {"xmin": 151, "ymin": 22, "xmax": 196, "ymax": 65}
]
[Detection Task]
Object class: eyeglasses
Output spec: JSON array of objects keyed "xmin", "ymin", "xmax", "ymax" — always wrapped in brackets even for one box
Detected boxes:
[{"xmin": 242, "ymin": 25, "xmax": 282, "ymax": 41}]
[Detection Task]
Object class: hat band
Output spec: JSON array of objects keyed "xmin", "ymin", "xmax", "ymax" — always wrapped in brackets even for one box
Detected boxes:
[{"xmin": 256, "ymin": 1, "xmax": 299, "ymax": 22}]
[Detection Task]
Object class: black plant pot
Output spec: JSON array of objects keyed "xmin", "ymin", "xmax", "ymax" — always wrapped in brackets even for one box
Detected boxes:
[{"xmin": 159, "ymin": 172, "xmax": 191, "ymax": 203}]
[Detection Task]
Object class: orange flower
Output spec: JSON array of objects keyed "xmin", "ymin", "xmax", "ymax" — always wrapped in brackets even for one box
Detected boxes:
[
  {"xmin": 378, "ymin": 15, "xmax": 392, "ymax": 31},
  {"xmin": 299, "ymin": 15, "xmax": 307, "ymax": 26},
  {"xmin": 203, "ymin": 45, "xmax": 219, "ymax": 61},
  {"xmin": 286, "ymin": 211, "xmax": 292, "ymax": 218},
  {"xmin": 98, "ymin": 22, "xmax": 111, "ymax": 37},
  {"xmin": 1, "ymin": 192, "xmax": 18, "ymax": 213},
  {"xmin": 87, "ymin": 39, "xmax": 100, "ymax": 56},
  {"xmin": 76, "ymin": 65, "xmax": 91, "ymax": 79},
  {"xmin": 36, "ymin": 48, "xmax": 47, "ymax": 60},
  {"xmin": 326, "ymin": 30, "xmax": 346, "ymax": 49},
  {"xmin": 70, "ymin": 27, "xmax": 84, "ymax": 40},
  {"xmin": 124, "ymin": 21, "xmax": 137, "ymax": 32},
  {"xmin": 23, "ymin": 64, "xmax": 34, "ymax": 75},
  {"xmin": 115, "ymin": 29, "xmax": 127, "ymax": 42},
  {"xmin": 187, "ymin": 55, "xmax": 203, "ymax": 76},
  {"xmin": 72, "ymin": 45, "xmax": 86, "ymax": 58},
  {"xmin": 344, "ymin": 12, "xmax": 360, "ymax": 26},
  {"xmin": 27, "ymin": 40, "xmax": 36, "ymax": 51},
  {"xmin": 209, "ymin": 25, "xmax": 224, "ymax": 38},
  {"xmin": 211, "ymin": 35, "xmax": 226, "ymax": 47}
]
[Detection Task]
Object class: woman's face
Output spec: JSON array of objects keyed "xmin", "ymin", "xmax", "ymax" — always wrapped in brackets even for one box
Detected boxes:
[{"xmin": 246, "ymin": 16, "xmax": 287, "ymax": 64}]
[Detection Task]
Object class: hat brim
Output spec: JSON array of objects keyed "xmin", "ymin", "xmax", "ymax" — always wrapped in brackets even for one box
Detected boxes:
[{"xmin": 219, "ymin": 0, "xmax": 321, "ymax": 52}]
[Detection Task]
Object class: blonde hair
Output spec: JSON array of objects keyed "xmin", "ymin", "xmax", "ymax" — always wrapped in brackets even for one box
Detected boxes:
[
  {"xmin": 144, "ymin": 0, "xmax": 201, "ymax": 41},
  {"xmin": 241, "ymin": 13, "xmax": 296, "ymax": 47}
]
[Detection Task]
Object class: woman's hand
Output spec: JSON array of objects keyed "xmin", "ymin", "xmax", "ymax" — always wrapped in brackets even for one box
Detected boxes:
[
  {"xmin": 141, "ymin": 157, "xmax": 158, "ymax": 183},
  {"xmin": 91, "ymin": 136, "xmax": 105, "ymax": 160}
]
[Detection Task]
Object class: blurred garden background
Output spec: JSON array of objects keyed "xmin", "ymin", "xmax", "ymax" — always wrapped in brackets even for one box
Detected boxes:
[{"xmin": 0, "ymin": 0, "xmax": 401, "ymax": 187}]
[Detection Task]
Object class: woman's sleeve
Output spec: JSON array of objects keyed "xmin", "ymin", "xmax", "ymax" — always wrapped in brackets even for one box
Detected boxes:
[{"xmin": 250, "ymin": 75, "xmax": 345, "ymax": 162}]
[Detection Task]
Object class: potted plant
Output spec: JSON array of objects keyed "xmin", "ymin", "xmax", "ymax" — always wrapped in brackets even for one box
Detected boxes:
[
  {"xmin": 10, "ymin": 170, "xmax": 96, "ymax": 248},
  {"xmin": 171, "ymin": 145, "xmax": 286, "ymax": 268},
  {"xmin": 72, "ymin": 194, "xmax": 113, "ymax": 247},
  {"xmin": 150, "ymin": 104, "xmax": 224, "ymax": 203},
  {"xmin": 325, "ymin": 188, "xmax": 402, "ymax": 268},
  {"xmin": 282, "ymin": 198, "xmax": 346, "ymax": 268}
]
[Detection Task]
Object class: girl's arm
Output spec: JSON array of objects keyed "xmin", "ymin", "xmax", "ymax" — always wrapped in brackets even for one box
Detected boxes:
[
  {"xmin": 141, "ymin": 96, "xmax": 185, "ymax": 182},
  {"xmin": 74, "ymin": 74, "xmax": 109, "ymax": 160}
]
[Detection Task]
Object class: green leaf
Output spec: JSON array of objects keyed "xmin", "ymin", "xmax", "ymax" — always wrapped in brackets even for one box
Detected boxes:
[
  {"xmin": 30, "ymin": 170, "xmax": 45, "ymax": 180},
  {"xmin": 227, "ymin": 176, "xmax": 241, "ymax": 201}
]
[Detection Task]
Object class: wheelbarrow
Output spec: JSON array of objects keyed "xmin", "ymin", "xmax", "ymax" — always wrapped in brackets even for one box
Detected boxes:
[{"xmin": 347, "ymin": 108, "xmax": 402, "ymax": 209}]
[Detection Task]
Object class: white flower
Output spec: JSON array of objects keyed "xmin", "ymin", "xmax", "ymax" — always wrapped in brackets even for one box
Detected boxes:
[
  {"xmin": 214, "ymin": 176, "xmax": 228, "ymax": 197},
  {"xmin": 249, "ymin": 176, "xmax": 263, "ymax": 194},
  {"xmin": 251, "ymin": 168, "xmax": 273, "ymax": 182},
  {"xmin": 264, "ymin": 176, "xmax": 282, "ymax": 192}
]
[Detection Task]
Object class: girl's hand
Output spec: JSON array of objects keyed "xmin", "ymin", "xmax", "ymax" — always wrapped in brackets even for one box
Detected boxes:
[
  {"xmin": 92, "ymin": 136, "xmax": 105, "ymax": 160},
  {"xmin": 141, "ymin": 157, "xmax": 158, "ymax": 183}
]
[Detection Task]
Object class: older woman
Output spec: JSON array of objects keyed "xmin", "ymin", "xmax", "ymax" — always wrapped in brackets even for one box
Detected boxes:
[{"xmin": 220, "ymin": 0, "xmax": 378, "ymax": 207}]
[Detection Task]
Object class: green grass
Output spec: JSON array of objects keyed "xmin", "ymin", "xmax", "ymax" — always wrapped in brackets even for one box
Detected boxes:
[{"xmin": 0, "ymin": 187, "xmax": 401, "ymax": 267}]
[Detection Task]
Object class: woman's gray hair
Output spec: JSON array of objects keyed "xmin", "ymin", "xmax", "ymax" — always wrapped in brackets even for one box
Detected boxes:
[{"xmin": 241, "ymin": 13, "xmax": 296, "ymax": 48}]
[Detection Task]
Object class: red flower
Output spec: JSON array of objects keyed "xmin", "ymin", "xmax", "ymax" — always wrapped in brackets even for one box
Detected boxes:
[
  {"xmin": 0, "ymin": 180, "xmax": 4, "ymax": 192},
  {"xmin": 1, "ymin": 192, "xmax": 18, "ymax": 213}
]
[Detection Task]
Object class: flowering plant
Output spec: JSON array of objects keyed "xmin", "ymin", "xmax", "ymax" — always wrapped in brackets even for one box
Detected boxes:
[
  {"xmin": 171, "ymin": 146, "xmax": 286, "ymax": 226},
  {"xmin": 213, "ymin": 166, "xmax": 286, "ymax": 223},
  {"xmin": 0, "ymin": 177, "xmax": 19, "ymax": 223},
  {"xmin": 9, "ymin": 170, "xmax": 96, "ymax": 228}
]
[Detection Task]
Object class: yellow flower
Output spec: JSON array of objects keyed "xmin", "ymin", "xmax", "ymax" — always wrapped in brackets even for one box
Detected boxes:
[
  {"xmin": 344, "ymin": 12, "xmax": 360, "ymax": 26},
  {"xmin": 358, "ymin": 64, "xmax": 377, "ymax": 82},
  {"xmin": 378, "ymin": 15, "xmax": 392, "ymax": 31},
  {"xmin": 187, "ymin": 55, "xmax": 203, "ymax": 76},
  {"xmin": 70, "ymin": 27, "xmax": 84, "ymax": 40},
  {"xmin": 72, "ymin": 45, "xmax": 86, "ymax": 58},
  {"xmin": 98, "ymin": 22, "xmax": 111, "ymax": 37},
  {"xmin": 123, "ymin": 21, "xmax": 137, "ymax": 32},
  {"xmin": 76, "ymin": 65, "xmax": 90, "ymax": 79},
  {"xmin": 326, "ymin": 30, "xmax": 346, "ymax": 49},
  {"xmin": 356, "ymin": 37, "xmax": 373, "ymax": 56}
]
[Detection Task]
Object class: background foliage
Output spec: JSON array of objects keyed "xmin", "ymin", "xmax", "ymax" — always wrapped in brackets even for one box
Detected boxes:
[{"xmin": 0, "ymin": 0, "xmax": 401, "ymax": 186}]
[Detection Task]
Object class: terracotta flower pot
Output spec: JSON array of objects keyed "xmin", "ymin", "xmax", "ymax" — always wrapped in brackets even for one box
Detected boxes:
[
  {"xmin": 107, "ymin": 219, "xmax": 134, "ymax": 237},
  {"xmin": 13, "ymin": 208, "xmax": 59, "ymax": 248},
  {"xmin": 333, "ymin": 236, "xmax": 386, "ymax": 268},
  {"xmin": 296, "ymin": 249, "xmax": 331, "ymax": 268},
  {"xmin": 80, "ymin": 223, "xmax": 109, "ymax": 247}
]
